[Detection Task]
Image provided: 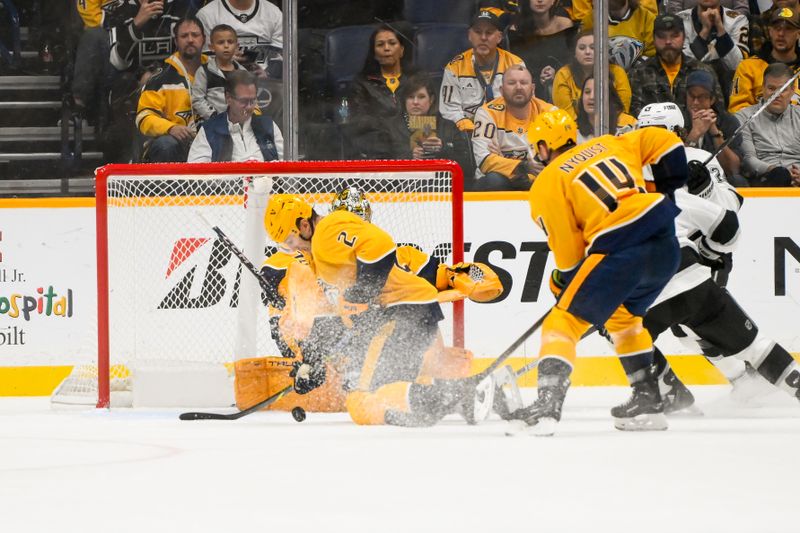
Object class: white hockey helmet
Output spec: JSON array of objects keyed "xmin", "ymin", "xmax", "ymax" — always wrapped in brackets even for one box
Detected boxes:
[{"xmin": 636, "ymin": 102, "xmax": 685, "ymax": 132}]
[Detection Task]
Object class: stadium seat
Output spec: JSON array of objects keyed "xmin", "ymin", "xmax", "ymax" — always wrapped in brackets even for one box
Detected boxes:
[
  {"xmin": 324, "ymin": 24, "xmax": 376, "ymax": 95},
  {"xmin": 403, "ymin": 0, "xmax": 478, "ymax": 25},
  {"xmin": 413, "ymin": 24, "xmax": 470, "ymax": 76}
]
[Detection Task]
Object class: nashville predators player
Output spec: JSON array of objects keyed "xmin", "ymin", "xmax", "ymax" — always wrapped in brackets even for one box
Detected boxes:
[
  {"xmin": 264, "ymin": 193, "xmax": 484, "ymax": 426},
  {"xmin": 513, "ymin": 109, "xmax": 690, "ymax": 435}
]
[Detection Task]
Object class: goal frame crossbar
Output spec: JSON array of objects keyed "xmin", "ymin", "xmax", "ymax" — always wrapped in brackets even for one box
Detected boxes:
[{"xmin": 94, "ymin": 159, "xmax": 465, "ymax": 408}]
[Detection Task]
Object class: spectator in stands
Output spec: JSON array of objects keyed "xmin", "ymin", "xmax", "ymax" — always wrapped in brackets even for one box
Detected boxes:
[
  {"xmin": 575, "ymin": 75, "xmax": 637, "ymax": 143},
  {"xmin": 552, "ymin": 31, "xmax": 632, "ymax": 119},
  {"xmin": 136, "ymin": 16, "xmax": 207, "ymax": 162},
  {"xmin": 440, "ymin": 7, "xmax": 525, "ymax": 134},
  {"xmin": 107, "ymin": 0, "xmax": 194, "ymax": 72},
  {"xmin": 191, "ymin": 24, "xmax": 247, "ymax": 121},
  {"xmin": 346, "ymin": 24, "xmax": 413, "ymax": 159},
  {"xmin": 729, "ymin": 8, "xmax": 800, "ymax": 112},
  {"xmin": 509, "ymin": 0, "xmax": 577, "ymax": 102},
  {"xmin": 103, "ymin": 0, "xmax": 195, "ymax": 163},
  {"xmin": 196, "ymin": 0, "xmax": 284, "ymax": 124},
  {"xmin": 188, "ymin": 70, "xmax": 283, "ymax": 162},
  {"xmin": 573, "ymin": 0, "xmax": 656, "ymax": 68},
  {"xmin": 571, "ymin": 0, "xmax": 658, "ymax": 24},
  {"xmin": 471, "ymin": 65, "xmax": 556, "ymax": 191},
  {"xmin": 71, "ymin": 0, "xmax": 112, "ymax": 119},
  {"xmin": 629, "ymin": 14, "xmax": 724, "ymax": 116},
  {"xmin": 666, "ymin": 0, "xmax": 749, "ymax": 15},
  {"xmin": 399, "ymin": 75, "xmax": 473, "ymax": 174},
  {"xmin": 736, "ymin": 63, "xmax": 800, "ymax": 186},
  {"xmin": 676, "ymin": 0, "xmax": 749, "ymax": 99},
  {"xmin": 682, "ymin": 69, "xmax": 743, "ymax": 177}
]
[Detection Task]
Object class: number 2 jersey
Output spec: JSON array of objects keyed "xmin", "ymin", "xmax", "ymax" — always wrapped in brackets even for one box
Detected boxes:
[
  {"xmin": 311, "ymin": 210, "xmax": 439, "ymax": 307},
  {"xmin": 528, "ymin": 127, "xmax": 686, "ymax": 273}
]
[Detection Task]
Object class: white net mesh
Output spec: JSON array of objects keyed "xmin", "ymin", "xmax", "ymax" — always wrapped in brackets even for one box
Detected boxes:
[{"xmin": 52, "ymin": 165, "xmax": 457, "ymax": 407}]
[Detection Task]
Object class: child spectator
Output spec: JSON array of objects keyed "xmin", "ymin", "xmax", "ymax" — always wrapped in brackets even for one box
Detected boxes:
[{"xmin": 191, "ymin": 24, "xmax": 248, "ymax": 121}]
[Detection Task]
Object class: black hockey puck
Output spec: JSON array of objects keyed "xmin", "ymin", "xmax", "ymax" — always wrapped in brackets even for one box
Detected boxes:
[{"xmin": 291, "ymin": 406, "xmax": 306, "ymax": 422}]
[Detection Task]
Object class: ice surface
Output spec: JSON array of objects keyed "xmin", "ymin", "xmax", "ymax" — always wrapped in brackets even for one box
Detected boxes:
[{"xmin": 1, "ymin": 387, "xmax": 799, "ymax": 533}]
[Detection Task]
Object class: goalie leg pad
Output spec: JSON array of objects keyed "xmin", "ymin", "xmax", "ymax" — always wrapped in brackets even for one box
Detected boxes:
[
  {"xmin": 234, "ymin": 357, "xmax": 347, "ymax": 413},
  {"xmin": 345, "ymin": 382, "xmax": 411, "ymax": 425}
]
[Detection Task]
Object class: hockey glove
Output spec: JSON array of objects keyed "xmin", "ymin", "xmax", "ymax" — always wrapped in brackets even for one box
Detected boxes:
[
  {"xmin": 549, "ymin": 269, "xmax": 567, "ymax": 299},
  {"xmin": 290, "ymin": 360, "xmax": 326, "ymax": 395},
  {"xmin": 686, "ymin": 160, "xmax": 712, "ymax": 196}
]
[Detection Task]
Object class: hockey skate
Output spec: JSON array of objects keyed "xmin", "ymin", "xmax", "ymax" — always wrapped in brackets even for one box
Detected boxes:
[
  {"xmin": 611, "ymin": 368, "xmax": 668, "ymax": 431},
  {"xmin": 661, "ymin": 368, "xmax": 702, "ymax": 416},
  {"xmin": 505, "ymin": 375, "xmax": 570, "ymax": 437}
]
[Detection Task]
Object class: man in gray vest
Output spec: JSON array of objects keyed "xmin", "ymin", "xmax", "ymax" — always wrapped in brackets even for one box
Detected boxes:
[{"xmin": 188, "ymin": 70, "xmax": 283, "ymax": 162}]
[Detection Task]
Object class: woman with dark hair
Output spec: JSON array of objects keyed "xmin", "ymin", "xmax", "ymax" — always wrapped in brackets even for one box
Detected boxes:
[
  {"xmin": 509, "ymin": 0, "xmax": 577, "ymax": 102},
  {"xmin": 575, "ymin": 75, "xmax": 636, "ymax": 143},
  {"xmin": 347, "ymin": 24, "xmax": 414, "ymax": 158},
  {"xmin": 552, "ymin": 31, "xmax": 631, "ymax": 119},
  {"xmin": 380, "ymin": 74, "xmax": 473, "ymax": 176}
]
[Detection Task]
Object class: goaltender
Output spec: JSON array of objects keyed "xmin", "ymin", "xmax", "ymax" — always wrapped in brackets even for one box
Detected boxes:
[{"xmin": 263, "ymin": 192, "xmax": 497, "ymax": 426}]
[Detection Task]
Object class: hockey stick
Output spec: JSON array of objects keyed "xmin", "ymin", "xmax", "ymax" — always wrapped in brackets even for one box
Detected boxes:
[
  {"xmin": 703, "ymin": 68, "xmax": 800, "ymax": 166},
  {"xmin": 179, "ymin": 384, "xmax": 295, "ymax": 420},
  {"xmin": 474, "ymin": 308, "xmax": 551, "ymax": 382}
]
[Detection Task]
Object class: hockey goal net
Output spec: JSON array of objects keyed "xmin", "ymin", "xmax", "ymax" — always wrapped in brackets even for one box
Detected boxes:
[{"xmin": 51, "ymin": 160, "xmax": 464, "ymax": 408}]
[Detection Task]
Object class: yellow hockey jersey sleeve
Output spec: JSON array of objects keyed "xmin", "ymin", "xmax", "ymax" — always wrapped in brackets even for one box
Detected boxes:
[
  {"xmin": 77, "ymin": 0, "xmax": 115, "ymax": 28},
  {"xmin": 260, "ymin": 249, "xmax": 312, "ymax": 311},
  {"xmin": 529, "ymin": 128, "xmax": 683, "ymax": 271},
  {"xmin": 312, "ymin": 211, "xmax": 439, "ymax": 306}
]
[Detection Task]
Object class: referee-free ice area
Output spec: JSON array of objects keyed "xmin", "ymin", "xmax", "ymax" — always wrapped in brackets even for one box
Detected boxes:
[{"xmin": 2, "ymin": 386, "xmax": 799, "ymax": 533}]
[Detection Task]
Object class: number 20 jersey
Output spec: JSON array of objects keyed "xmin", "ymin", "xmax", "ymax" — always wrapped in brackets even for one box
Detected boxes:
[{"xmin": 528, "ymin": 127, "xmax": 684, "ymax": 272}]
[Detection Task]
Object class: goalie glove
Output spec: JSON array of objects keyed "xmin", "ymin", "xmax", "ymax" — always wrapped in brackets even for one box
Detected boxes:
[
  {"xmin": 290, "ymin": 360, "xmax": 326, "ymax": 395},
  {"xmin": 436, "ymin": 262, "xmax": 503, "ymax": 302}
]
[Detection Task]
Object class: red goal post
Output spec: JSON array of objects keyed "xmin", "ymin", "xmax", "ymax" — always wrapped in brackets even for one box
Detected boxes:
[{"xmin": 91, "ymin": 160, "xmax": 464, "ymax": 408}]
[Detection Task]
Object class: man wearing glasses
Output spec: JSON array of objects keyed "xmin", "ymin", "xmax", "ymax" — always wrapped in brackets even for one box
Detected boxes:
[{"xmin": 188, "ymin": 69, "xmax": 284, "ymax": 162}]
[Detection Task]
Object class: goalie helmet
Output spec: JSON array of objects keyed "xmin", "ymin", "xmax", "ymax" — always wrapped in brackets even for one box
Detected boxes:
[
  {"xmin": 636, "ymin": 103, "xmax": 685, "ymax": 132},
  {"xmin": 331, "ymin": 187, "xmax": 372, "ymax": 222},
  {"xmin": 264, "ymin": 194, "xmax": 313, "ymax": 244}
]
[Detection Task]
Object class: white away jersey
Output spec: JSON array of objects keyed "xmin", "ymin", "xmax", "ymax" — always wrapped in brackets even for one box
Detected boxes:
[{"xmin": 197, "ymin": 0, "xmax": 283, "ymax": 65}]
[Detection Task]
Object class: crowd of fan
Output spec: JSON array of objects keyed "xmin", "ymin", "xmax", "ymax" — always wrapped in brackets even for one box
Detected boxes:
[{"xmin": 38, "ymin": 0, "xmax": 800, "ymax": 189}]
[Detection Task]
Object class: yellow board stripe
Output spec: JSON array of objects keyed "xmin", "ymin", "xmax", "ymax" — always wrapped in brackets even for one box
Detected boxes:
[{"xmin": 7, "ymin": 355, "xmax": 798, "ymax": 396}]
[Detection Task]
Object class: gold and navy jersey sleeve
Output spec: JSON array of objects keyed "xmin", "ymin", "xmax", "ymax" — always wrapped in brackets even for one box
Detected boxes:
[
  {"xmin": 530, "ymin": 129, "xmax": 683, "ymax": 270},
  {"xmin": 260, "ymin": 249, "xmax": 311, "ymax": 310}
]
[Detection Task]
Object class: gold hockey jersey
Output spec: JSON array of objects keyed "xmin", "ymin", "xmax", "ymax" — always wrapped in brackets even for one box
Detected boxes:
[
  {"xmin": 440, "ymin": 48, "xmax": 525, "ymax": 130},
  {"xmin": 136, "ymin": 52, "xmax": 207, "ymax": 137},
  {"xmin": 529, "ymin": 127, "xmax": 683, "ymax": 272},
  {"xmin": 77, "ymin": 0, "xmax": 114, "ymax": 28},
  {"xmin": 729, "ymin": 55, "xmax": 800, "ymax": 112},
  {"xmin": 312, "ymin": 211, "xmax": 439, "ymax": 306},
  {"xmin": 472, "ymin": 96, "xmax": 557, "ymax": 179}
]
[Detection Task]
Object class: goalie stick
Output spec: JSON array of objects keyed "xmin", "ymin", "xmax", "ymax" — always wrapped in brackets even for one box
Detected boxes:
[{"xmin": 702, "ymin": 68, "xmax": 800, "ymax": 166}]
